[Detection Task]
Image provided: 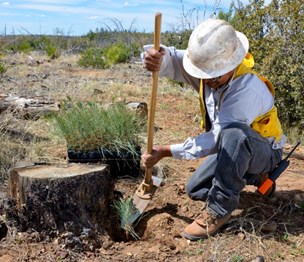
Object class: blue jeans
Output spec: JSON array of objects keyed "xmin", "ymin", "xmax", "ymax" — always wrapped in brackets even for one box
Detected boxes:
[{"xmin": 185, "ymin": 122, "xmax": 283, "ymax": 218}]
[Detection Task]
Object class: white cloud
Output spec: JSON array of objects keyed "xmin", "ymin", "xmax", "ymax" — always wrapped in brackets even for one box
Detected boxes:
[
  {"xmin": 2, "ymin": 2, "xmax": 10, "ymax": 6},
  {"xmin": 89, "ymin": 16, "xmax": 99, "ymax": 20}
]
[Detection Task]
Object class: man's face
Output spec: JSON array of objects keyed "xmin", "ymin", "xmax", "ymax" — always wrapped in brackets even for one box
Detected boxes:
[{"xmin": 204, "ymin": 70, "xmax": 235, "ymax": 89}]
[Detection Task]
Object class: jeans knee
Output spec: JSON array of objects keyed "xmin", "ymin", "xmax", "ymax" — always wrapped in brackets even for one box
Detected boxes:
[
  {"xmin": 185, "ymin": 180, "xmax": 210, "ymax": 201},
  {"xmin": 185, "ymin": 181, "xmax": 201, "ymax": 200},
  {"xmin": 185, "ymin": 182, "xmax": 194, "ymax": 197}
]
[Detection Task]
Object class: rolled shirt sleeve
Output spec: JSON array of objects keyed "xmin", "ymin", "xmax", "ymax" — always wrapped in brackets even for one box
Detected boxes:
[{"xmin": 170, "ymin": 129, "xmax": 220, "ymax": 159}]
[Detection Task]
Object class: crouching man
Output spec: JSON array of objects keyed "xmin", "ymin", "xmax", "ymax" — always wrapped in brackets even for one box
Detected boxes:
[{"xmin": 141, "ymin": 19, "xmax": 286, "ymax": 240}]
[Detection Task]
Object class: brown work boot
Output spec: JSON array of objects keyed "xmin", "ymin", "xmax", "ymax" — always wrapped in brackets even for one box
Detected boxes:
[{"xmin": 181, "ymin": 210, "xmax": 231, "ymax": 241}]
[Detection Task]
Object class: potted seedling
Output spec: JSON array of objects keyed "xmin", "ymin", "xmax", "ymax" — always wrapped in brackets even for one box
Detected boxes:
[{"xmin": 53, "ymin": 99, "xmax": 144, "ymax": 178}]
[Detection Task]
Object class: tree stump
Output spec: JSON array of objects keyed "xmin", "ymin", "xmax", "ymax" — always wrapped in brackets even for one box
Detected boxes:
[{"xmin": 7, "ymin": 163, "xmax": 114, "ymax": 234}]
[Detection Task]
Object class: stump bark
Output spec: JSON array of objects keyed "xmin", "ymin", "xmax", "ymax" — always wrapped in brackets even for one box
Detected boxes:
[{"xmin": 7, "ymin": 163, "xmax": 114, "ymax": 233}]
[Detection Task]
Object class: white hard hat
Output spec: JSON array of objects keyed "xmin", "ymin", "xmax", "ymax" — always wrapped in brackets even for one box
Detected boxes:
[{"xmin": 183, "ymin": 19, "xmax": 249, "ymax": 79}]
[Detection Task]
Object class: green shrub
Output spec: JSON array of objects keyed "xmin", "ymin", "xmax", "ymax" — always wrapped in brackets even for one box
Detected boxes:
[
  {"xmin": 219, "ymin": 0, "xmax": 304, "ymax": 131},
  {"xmin": 40, "ymin": 36, "xmax": 59, "ymax": 59},
  {"xmin": 78, "ymin": 48, "xmax": 107, "ymax": 68},
  {"xmin": 130, "ymin": 42, "xmax": 141, "ymax": 58},
  {"xmin": 105, "ymin": 43, "xmax": 131, "ymax": 65},
  {"xmin": 0, "ymin": 62, "xmax": 6, "ymax": 75},
  {"xmin": 17, "ymin": 41, "xmax": 33, "ymax": 53},
  {"xmin": 5, "ymin": 36, "xmax": 59, "ymax": 58},
  {"xmin": 162, "ymin": 29, "xmax": 192, "ymax": 49},
  {"xmin": 15, "ymin": 38, "xmax": 37, "ymax": 53},
  {"xmin": 52, "ymin": 100, "xmax": 143, "ymax": 155},
  {"xmin": 45, "ymin": 44, "xmax": 59, "ymax": 59}
]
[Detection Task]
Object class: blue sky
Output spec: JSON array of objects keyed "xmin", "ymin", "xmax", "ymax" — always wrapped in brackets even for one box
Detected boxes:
[{"xmin": 0, "ymin": 0, "xmax": 261, "ymax": 36}]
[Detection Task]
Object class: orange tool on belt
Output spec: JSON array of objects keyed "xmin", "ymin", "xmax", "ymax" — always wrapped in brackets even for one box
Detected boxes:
[{"xmin": 258, "ymin": 141, "xmax": 301, "ymax": 195}]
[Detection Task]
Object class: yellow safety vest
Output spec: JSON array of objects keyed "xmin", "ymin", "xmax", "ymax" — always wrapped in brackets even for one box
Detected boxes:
[{"xmin": 199, "ymin": 53, "xmax": 283, "ymax": 142}]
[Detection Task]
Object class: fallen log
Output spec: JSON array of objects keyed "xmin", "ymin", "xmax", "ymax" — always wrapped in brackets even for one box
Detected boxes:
[
  {"xmin": 7, "ymin": 163, "xmax": 114, "ymax": 233},
  {"xmin": 0, "ymin": 94, "xmax": 59, "ymax": 119}
]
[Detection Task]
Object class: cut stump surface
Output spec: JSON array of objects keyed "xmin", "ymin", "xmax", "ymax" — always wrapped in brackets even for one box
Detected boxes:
[{"xmin": 7, "ymin": 163, "xmax": 114, "ymax": 233}]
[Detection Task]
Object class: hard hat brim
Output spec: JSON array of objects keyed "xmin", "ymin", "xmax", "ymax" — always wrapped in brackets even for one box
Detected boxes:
[{"xmin": 183, "ymin": 31, "xmax": 249, "ymax": 79}]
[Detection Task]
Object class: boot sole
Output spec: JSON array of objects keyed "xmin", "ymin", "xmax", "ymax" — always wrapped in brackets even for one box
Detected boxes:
[
  {"xmin": 181, "ymin": 229, "xmax": 221, "ymax": 241},
  {"xmin": 181, "ymin": 230, "xmax": 209, "ymax": 241}
]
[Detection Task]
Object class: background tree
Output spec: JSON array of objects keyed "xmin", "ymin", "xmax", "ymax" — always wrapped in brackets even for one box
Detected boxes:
[
  {"xmin": 262, "ymin": 0, "xmax": 304, "ymax": 130},
  {"xmin": 219, "ymin": 0, "xmax": 304, "ymax": 133}
]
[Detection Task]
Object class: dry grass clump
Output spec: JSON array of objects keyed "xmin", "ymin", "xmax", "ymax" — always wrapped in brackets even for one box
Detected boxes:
[
  {"xmin": 0, "ymin": 113, "xmax": 29, "ymax": 180},
  {"xmin": 0, "ymin": 111, "xmax": 63, "ymax": 180},
  {"xmin": 0, "ymin": 134, "xmax": 27, "ymax": 180}
]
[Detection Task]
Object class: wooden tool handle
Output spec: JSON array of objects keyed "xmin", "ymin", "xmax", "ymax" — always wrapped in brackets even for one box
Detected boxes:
[{"xmin": 145, "ymin": 13, "xmax": 162, "ymax": 184}]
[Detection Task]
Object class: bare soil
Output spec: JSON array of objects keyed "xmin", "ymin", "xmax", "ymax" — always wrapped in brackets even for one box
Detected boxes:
[{"xmin": 0, "ymin": 52, "xmax": 304, "ymax": 262}]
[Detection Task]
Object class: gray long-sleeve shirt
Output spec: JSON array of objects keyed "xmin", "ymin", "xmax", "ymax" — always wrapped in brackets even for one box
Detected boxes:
[{"xmin": 144, "ymin": 45, "xmax": 286, "ymax": 160}]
